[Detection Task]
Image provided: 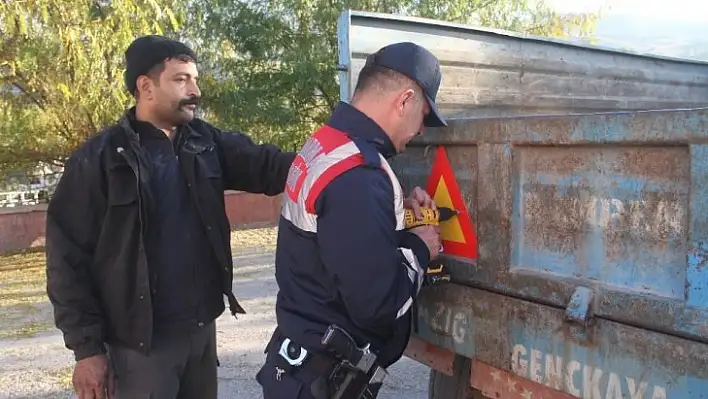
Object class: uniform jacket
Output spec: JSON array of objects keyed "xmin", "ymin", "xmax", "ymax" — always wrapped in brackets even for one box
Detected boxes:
[{"xmin": 274, "ymin": 101, "xmax": 430, "ymax": 367}]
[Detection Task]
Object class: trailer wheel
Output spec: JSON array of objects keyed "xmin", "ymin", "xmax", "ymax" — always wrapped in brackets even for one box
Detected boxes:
[{"xmin": 428, "ymin": 355, "xmax": 485, "ymax": 399}]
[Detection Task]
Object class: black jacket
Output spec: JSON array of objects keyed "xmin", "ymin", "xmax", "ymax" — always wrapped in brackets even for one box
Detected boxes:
[{"xmin": 45, "ymin": 108, "xmax": 295, "ymax": 361}]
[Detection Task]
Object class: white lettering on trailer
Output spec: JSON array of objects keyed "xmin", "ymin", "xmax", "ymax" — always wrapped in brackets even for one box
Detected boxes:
[
  {"xmin": 511, "ymin": 344, "xmax": 667, "ymax": 399},
  {"xmin": 427, "ymin": 302, "xmax": 468, "ymax": 345}
]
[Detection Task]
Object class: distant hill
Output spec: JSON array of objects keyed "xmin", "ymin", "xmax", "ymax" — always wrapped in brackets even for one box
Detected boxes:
[{"xmin": 580, "ymin": 13, "xmax": 708, "ymax": 62}]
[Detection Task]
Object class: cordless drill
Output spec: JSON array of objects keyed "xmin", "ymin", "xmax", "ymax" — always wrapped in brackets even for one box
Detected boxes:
[{"xmin": 403, "ymin": 206, "xmax": 456, "ymax": 286}]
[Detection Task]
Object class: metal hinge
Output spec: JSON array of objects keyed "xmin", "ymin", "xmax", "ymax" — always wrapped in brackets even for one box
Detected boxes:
[{"xmin": 565, "ymin": 286, "xmax": 595, "ymax": 327}]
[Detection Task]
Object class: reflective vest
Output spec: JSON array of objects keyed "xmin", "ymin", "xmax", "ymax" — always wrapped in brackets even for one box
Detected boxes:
[
  {"xmin": 282, "ymin": 125, "xmax": 405, "ymax": 233},
  {"xmin": 281, "ymin": 124, "xmax": 424, "ymax": 302}
]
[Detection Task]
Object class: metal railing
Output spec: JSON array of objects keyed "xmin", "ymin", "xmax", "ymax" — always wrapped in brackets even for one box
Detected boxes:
[{"xmin": 0, "ymin": 169, "xmax": 61, "ymax": 208}]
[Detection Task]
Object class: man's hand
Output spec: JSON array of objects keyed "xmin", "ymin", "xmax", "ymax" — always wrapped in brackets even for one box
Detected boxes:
[
  {"xmin": 409, "ymin": 225, "xmax": 441, "ymax": 261},
  {"xmin": 404, "ymin": 186, "xmax": 436, "ymax": 220},
  {"xmin": 73, "ymin": 354, "xmax": 114, "ymax": 399}
]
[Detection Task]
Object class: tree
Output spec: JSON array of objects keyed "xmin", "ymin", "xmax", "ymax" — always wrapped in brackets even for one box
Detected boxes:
[
  {"xmin": 0, "ymin": 0, "xmax": 600, "ymax": 175},
  {"xmin": 0, "ymin": 0, "xmax": 181, "ymax": 175},
  {"xmin": 184, "ymin": 0, "xmax": 599, "ymax": 152}
]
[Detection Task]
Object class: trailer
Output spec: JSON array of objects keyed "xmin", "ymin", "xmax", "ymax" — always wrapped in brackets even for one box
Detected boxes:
[{"xmin": 337, "ymin": 10, "xmax": 708, "ymax": 398}]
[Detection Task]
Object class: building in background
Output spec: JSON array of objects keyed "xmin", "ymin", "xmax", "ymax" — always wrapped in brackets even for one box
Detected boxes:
[{"xmin": 0, "ymin": 163, "xmax": 63, "ymax": 208}]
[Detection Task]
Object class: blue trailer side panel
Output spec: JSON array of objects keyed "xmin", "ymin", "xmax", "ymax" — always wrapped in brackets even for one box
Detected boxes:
[
  {"xmin": 416, "ymin": 285, "xmax": 708, "ymax": 398},
  {"xmin": 688, "ymin": 145, "xmax": 708, "ymax": 309},
  {"xmin": 399, "ymin": 109, "xmax": 708, "ymax": 344},
  {"xmin": 337, "ymin": 9, "xmax": 708, "ymax": 399},
  {"xmin": 389, "ymin": 108, "xmax": 708, "ymax": 398}
]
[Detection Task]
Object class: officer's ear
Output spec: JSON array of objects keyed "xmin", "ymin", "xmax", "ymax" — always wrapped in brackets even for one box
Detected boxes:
[{"xmin": 397, "ymin": 88, "xmax": 416, "ymax": 116}]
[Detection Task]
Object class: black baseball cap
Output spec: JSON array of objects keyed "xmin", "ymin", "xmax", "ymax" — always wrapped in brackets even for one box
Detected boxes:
[{"xmin": 365, "ymin": 42, "xmax": 447, "ymax": 127}]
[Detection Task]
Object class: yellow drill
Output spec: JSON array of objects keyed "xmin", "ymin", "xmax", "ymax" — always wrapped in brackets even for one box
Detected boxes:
[
  {"xmin": 403, "ymin": 206, "xmax": 456, "ymax": 286},
  {"xmin": 404, "ymin": 206, "xmax": 458, "ymax": 229}
]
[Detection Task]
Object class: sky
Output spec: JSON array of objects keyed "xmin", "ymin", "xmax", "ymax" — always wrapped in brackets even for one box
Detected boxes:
[
  {"xmin": 542, "ymin": 0, "xmax": 708, "ymax": 62},
  {"xmin": 545, "ymin": 0, "xmax": 708, "ymax": 23}
]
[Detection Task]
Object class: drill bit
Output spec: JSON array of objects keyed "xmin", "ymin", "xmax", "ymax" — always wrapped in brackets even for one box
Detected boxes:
[{"xmin": 438, "ymin": 207, "xmax": 459, "ymax": 222}]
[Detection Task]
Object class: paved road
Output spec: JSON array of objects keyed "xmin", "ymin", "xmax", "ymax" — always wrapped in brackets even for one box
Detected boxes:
[{"xmin": 0, "ymin": 249, "xmax": 430, "ymax": 399}]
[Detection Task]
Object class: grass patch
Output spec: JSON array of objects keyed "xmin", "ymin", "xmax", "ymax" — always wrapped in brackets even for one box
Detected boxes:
[
  {"xmin": 46, "ymin": 365, "xmax": 74, "ymax": 388},
  {"xmin": 0, "ymin": 250, "xmax": 47, "ymax": 307},
  {"xmin": 0, "ymin": 319, "xmax": 54, "ymax": 339},
  {"xmin": 230, "ymin": 226, "xmax": 278, "ymax": 254},
  {"xmin": 0, "ymin": 227, "xmax": 277, "ymax": 341},
  {"xmin": 0, "ymin": 301, "xmax": 54, "ymax": 339},
  {"xmin": 233, "ymin": 270, "xmax": 264, "ymax": 279},
  {"xmin": 0, "ymin": 250, "xmax": 53, "ymax": 339}
]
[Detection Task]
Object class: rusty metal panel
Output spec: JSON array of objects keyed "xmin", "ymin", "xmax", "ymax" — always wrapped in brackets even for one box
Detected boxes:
[
  {"xmin": 513, "ymin": 146, "xmax": 689, "ymax": 300},
  {"xmin": 388, "ymin": 108, "xmax": 708, "ymax": 398},
  {"xmin": 417, "ymin": 284, "xmax": 708, "ymax": 398},
  {"xmin": 404, "ymin": 337, "xmax": 455, "ymax": 376},
  {"xmin": 394, "ymin": 108, "xmax": 708, "ymax": 340},
  {"xmin": 337, "ymin": 10, "xmax": 708, "ymax": 118},
  {"xmin": 471, "ymin": 359, "xmax": 578, "ymax": 399},
  {"xmin": 337, "ymin": 10, "xmax": 708, "ymax": 397}
]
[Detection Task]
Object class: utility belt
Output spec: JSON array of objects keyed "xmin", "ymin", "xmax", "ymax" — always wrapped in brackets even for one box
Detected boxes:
[{"xmin": 264, "ymin": 326, "xmax": 386, "ymax": 399}]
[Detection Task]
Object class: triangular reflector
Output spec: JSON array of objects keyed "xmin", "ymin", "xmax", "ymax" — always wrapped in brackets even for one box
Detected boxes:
[{"xmin": 425, "ymin": 146, "xmax": 478, "ymax": 260}]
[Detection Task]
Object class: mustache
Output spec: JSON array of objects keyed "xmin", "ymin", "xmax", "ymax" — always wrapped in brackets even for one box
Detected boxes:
[{"xmin": 179, "ymin": 97, "xmax": 201, "ymax": 106}]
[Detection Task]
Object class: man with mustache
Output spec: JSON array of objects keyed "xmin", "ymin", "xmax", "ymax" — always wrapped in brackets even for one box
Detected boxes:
[{"xmin": 45, "ymin": 35, "xmax": 296, "ymax": 399}]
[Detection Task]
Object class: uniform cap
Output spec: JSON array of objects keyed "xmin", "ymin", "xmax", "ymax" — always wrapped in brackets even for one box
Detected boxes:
[{"xmin": 364, "ymin": 42, "xmax": 447, "ymax": 127}]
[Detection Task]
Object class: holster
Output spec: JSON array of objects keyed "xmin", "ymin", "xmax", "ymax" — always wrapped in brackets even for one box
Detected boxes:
[
  {"xmin": 263, "ymin": 329, "xmax": 384, "ymax": 399},
  {"xmin": 263, "ymin": 329, "xmax": 338, "ymax": 399},
  {"xmin": 328, "ymin": 362, "xmax": 385, "ymax": 399}
]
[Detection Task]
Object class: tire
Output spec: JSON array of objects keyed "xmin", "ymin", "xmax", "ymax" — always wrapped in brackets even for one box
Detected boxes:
[{"xmin": 428, "ymin": 355, "xmax": 486, "ymax": 399}]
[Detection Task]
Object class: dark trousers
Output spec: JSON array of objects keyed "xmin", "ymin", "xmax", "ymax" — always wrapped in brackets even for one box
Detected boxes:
[
  {"xmin": 108, "ymin": 321, "xmax": 218, "ymax": 399},
  {"xmin": 256, "ymin": 359, "xmax": 383, "ymax": 399},
  {"xmin": 255, "ymin": 332, "xmax": 382, "ymax": 399},
  {"xmin": 256, "ymin": 355, "xmax": 323, "ymax": 399},
  {"xmin": 256, "ymin": 330, "xmax": 327, "ymax": 399}
]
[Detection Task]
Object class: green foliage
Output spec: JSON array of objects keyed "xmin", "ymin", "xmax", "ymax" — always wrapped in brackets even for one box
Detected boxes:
[
  {"xmin": 0, "ymin": 0, "xmax": 599, "ymax": 174},
  {"xmin": 184, "ymin": 0, "xmax": 599, "ymax": 152},
  {"xmin": 0, "ymin": 0, "xmax": 181, "ymax": 172}
]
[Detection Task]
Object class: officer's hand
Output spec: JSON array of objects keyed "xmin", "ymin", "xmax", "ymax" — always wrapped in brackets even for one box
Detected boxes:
[
  {"xmin": 404, "ymin": 186, "xmax": 436, "ymax": 220},
  {"xmin": 410, "ymin": 225, "xmax": 441, "ymax": 260},
  {"xmin": 73, "ymin": 354, "xmax": 114, "ymax": 399}
]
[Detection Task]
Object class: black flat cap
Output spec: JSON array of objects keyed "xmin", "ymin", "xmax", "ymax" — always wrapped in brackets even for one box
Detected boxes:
[
  {"xmin": 124, "ymin": 35, "xmax": 197, "ymax": 94},
  {"xmin": 365, "ymin": 42, "xmax": 447, "ymax": 127}
]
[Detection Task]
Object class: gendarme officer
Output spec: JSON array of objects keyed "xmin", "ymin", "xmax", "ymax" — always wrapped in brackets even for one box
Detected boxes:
[{"xmin": 256, "ymin": 42, "xmax": 447, "ymax": 398}]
